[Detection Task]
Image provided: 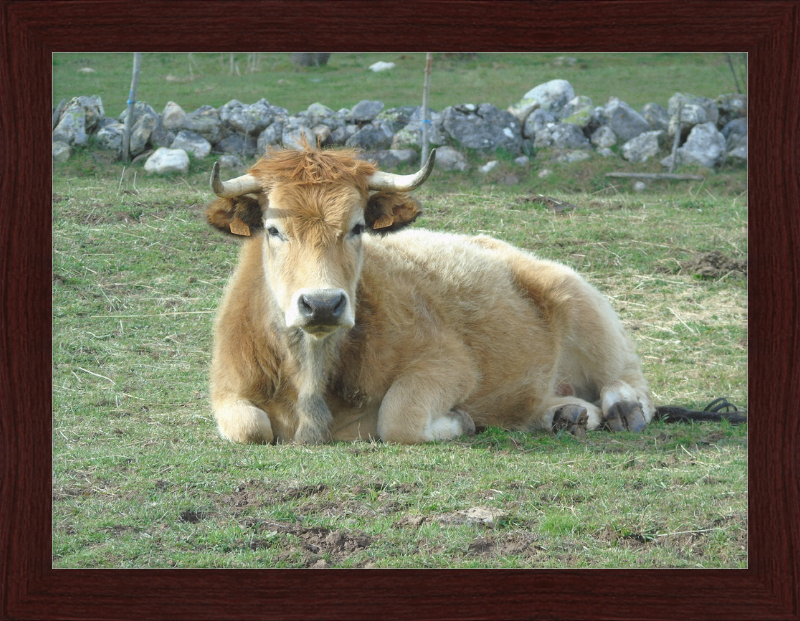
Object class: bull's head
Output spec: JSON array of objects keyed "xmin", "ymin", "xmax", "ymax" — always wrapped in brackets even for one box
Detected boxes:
[{"xmin": 206, "ymin": 146, "xmax": 435, "ymax": 338}]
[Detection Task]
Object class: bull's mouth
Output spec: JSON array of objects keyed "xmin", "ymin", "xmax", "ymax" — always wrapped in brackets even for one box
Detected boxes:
[{"xmin": 301, "ymin": 324, "xmax": 344, "ymax": 338}]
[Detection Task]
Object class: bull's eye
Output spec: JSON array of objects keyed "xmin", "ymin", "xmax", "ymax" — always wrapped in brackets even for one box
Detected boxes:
[
  {"xmin": 266, "ymin": 226, "xmax": 284, "ymax": 240},
  {"xmin": 350, "ymin": 223, "xmax": 365, "ymax": 237}
]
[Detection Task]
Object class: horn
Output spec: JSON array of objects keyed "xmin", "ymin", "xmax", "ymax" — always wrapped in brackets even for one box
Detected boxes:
[
  {"xmin": 366, "ymin": 148, "xmax": 436, "ymax": 192},
  {"xmin": 210, "ymin": 161, "xmax": 262, "ymax": 198}
]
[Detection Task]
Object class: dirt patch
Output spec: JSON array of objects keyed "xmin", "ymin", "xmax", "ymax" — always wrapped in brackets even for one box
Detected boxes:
[
  {"xmin": 680, "ymin": 250, "xmax": 747, "ymax": 278},
  {"xmin": 467, "ymin": 534, "xmax": 541, "ymax": 559},
  {"xmin": 246, "ymin": 520, "xmax": 372, "ymax": 567}
]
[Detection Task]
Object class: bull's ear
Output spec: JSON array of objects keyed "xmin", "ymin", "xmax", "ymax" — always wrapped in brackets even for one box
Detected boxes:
[
  {"xmin": 364, "ymin": 191, "xmax": 422, "ymax": 235},
  {"xmin": 205, "ymin": 195, "xmax": 264, "ymax": 237}
]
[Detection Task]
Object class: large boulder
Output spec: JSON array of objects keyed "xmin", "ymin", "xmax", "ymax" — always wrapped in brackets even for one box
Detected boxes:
[
  {"xmin": 590, "ymin": 125, "xmax": 617, "ymax": 149},
  {"xmin": 661, "ymin": 122, "xmax": 726, "ymax": 169},
  {"xmin": 221, "ymin": 99, "xmax": 275, "ymax": 135},
  {"xmin": 144, "ymin": 148, "xmax": 190, "ymax": 174},
  {"xmin": 181, "ymin": 106, "xmax": 225, "ymax": 144},
  {"xmin": 161, "ymin": 101, "xmax": 186, "ymax": 131},
  {"xmin": 95, "ymin": 123, "xmax": 125, "ymax": 152},
  {"xmin": 345, "ymin": 122, "xmax": 394, "ymax": 151},
  {"xmin": 597, "ymin": 98, "xmax": 651, "ymax": 142},
  {"xmin": 129, "ymin": 114, "xmax": 157, "ymax": 157},
  {"xmin": 52, "ymin": 141, "xmax": 71, "ymax": 163},
  {"xmin": 641, "ymin": 102, "xmax": 669, "ymax": 131},
  {"xmin": 434, "ymin": 146, "xmax": 470, "ymax": 172},
  {"xmin": 350, "ymin": 100, "xmax": 385, "ymax": 123},
  {"xmin": 533, "ymin": 122, "xmax": 590, "ymax": 150},
  {"xmin": 667, "ymin": 93, "xmax": 719, "ymax": 139},
  {"xmin": 621, "ymin": 130, "xmax": 665, "ymax": 163},
  {"xmin": 560, "ymin": 96, "xmax": 593, "ymax": 128},
  {"xmin": 715, "ymin": 93, "xmax": 747, "ymax": 127},
  {"xmin": 522, "ymin": 108, "xmax": 556, "ymax": 139},
  {"xmin": 171, "ymin": 130, "xmax": 212, "ymax": 159},
  {"xmin": 53, "ymin": 96, "xmax": 104, "ymax": 146},
  {"xmin": 440, "ymin": 103, "xmax": 522, "ymax": 154},
  {"xmin": 509, "ymin": 79, "xmax": 575, "ymax": 122}
]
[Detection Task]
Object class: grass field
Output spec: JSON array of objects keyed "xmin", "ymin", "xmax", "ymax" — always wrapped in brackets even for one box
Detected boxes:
[
  {"xmin": 53, "ymin": 52, "xmax": 744, "ymax": 119},
  {"xmin": 52, "ymin": 53, "xmax": 747, "ymax": 569}
]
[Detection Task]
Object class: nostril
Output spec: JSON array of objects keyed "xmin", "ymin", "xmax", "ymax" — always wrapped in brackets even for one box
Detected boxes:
[
  {"xmin": 332, "ymin": 293, "xmax": 346, "ymax": 318},
  {"xmin": 299, "ymin": 295, "xmax": 315, "ymax": 318}
]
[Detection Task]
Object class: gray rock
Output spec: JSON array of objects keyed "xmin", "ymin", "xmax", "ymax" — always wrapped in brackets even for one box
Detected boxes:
[
  {"xmin": 350, "ymin": 100, "xmax": 385, "ymax": 123},
  {"xmin": 434, "ymin": 146, "xmax": 470, "ymax": 172},
  {"xmin": 129, "ymin": 114, "xmax": 157, "ymax": 157},
  {"xmin": 523, "ymin": 109, "xmax": 556, "ymax": 139},
  {"xmin": 161, "ymin": 101, "xmax": 186, "ymax": 131},
  {"xmin": 590, "ymin": 125, "xmax": 617, "ymax": 149},
  {"xmin": 376, "ymin": 106, "xmax": 419, "ymax": 133},
  {"xmin": 661, "ymin": 121, "xmax": 726, "ymax": 169},
  {"xmin": 149, "ymin": 121, "xmax": 176, "ymax": 150},
  {"xmin": 514, "ymin": 155, "xmax": 530, "ymax": 166},
  {"xmin": 258, "ymin": 121, "xmax": 284, "ymax": 152},
  {"xmin": 726, "ymin": 134, "xmax": 747, "ymax": 164},
  {"xmin": 598, "ymin": 98, "xmax": 651, "ymax": 142},
  {"xmin": 519, "ymin": 79, "xmax": 575, "ymax": 119},
  {"xmin": 213, "ymin": 133, "xmax": 258, "ymax": 156},
  {"xmin": 440, "ymin": 104, "xmax": 522, "ymax": 154},
  {"xmin": 225, "ymin": 99, "xmax": 274, "ymax": 135},
  {"xmin": 119, "ymin": 101, "xmax": 159, "ymax": 126},
  {"xmin": 144, "ymin": 147, "xmax": 190, "ymax": 174},
  {"xmin": 621, "ymin": 130, "xmax": 665, "ymax": 163},
  {"xmin": 52, "ymin": 141, "xmax": 71, "ymax": 163},
  {"xmin": 182, "ymin": 106, "xmax": 225, "ymax": 144},
  {"xmin": 328, "ymin": 126, "xmax": 348, "ymax": 146},
  {"xmin": 534, "ymin": 122, "xmax": 590, "ymax": 150},
  {"xmin": 479, "ymin": 160, "xmax": 499, "ymax": 174},
  {"xmin": 667, "ymin": 93, "xmax": 719, "ymax": 138},
  {"xmin": 721, "ymin": 118, "xmax": 747, "ymax": 143},
  {"xmin": 633, "ymin": 181, "xmax": 647, "ymax": 193},
  {"xmin": 641, "ymin": 102, "xmax": 669, "ymax": 131},
  {"xmin": 307, "ymin": 102, "xmax": 335, "ymax": 123},
  {"xmin": 171, "ymin": 130, "xmax": 212, "ymax": 158},
  {"xmin": 346, "ymin": 122, "xmax": 394, "ymax": 151},
  {"xmin": 561, "ymin": 95, "xmax": 593, "ymax": 128},
  {"xmin": 597, "ymin": 147, "xmax": 616, "ymax": 158},
  {"xmin": 61, "ymin": 95, "xmax": 105, "ymax": 134},
  {"xmin": 715, "ymin": 93, "xmax": 747, "ymax": 127},
  {"xmin": 95, "ymin": 123, "xmax": 125, "ymax": 152},
  {"xmin": 53, "ymin": 108, "xmax": 87, "ymax": 146}
]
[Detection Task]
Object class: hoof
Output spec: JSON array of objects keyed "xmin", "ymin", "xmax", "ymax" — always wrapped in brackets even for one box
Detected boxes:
[
  {"xmin": 294, "ymin": 422, "xmax": 330, "ymax": 445},
  {"xmin": 604, "ymin": 401, "xmax": 646, "ymax": 432},
  {"xmin": 449, "ymin": 408, "xmax": 476, "ymax": 436},
  {"xmin": 551, "ymin": 404, "xmax": 588, "ymax": 438}
]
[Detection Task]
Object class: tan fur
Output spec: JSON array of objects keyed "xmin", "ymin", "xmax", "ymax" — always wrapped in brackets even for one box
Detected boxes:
[{"xmin": 209, "ymin": 146, "xmax": 655, "ymax": 444}]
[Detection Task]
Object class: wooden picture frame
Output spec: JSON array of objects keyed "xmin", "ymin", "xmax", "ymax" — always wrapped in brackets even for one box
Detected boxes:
[{"xmin": 2, "ymin": 1, "xmax": 798, "ymax": 619}]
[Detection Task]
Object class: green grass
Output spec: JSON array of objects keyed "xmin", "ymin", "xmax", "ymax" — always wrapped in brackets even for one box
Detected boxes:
[
  {"xmin": 54, "ymin": 52, "xmax": 743, "ymax": 118},
  {"xmin": 52, "ymin": 149, "xmax": 747, "ymax": 568},
  {"xmin": 53, "ymin": 53, "xmax": 747, "ymax": 568}
]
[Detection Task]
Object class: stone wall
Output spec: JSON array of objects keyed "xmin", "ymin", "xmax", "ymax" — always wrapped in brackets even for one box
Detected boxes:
[{"xmin": 52, "ymin": 79, "xmax": 747, "ymax": 175}]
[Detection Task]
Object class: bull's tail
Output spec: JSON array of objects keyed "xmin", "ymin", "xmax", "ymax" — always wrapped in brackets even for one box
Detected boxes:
[{"xmin": 655, "ymin": 398, "xmax": 747, "ymax": 425}]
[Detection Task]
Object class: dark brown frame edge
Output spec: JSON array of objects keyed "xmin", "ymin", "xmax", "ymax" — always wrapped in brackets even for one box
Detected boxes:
[{"xmin": 1, "ymin": 1, "xmax": 798, "ymax": 619}]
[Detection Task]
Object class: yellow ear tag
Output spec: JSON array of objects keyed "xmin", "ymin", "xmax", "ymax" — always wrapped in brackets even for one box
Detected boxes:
[
  {"xmin": 373, "ymin": 214, "xmax": 394, "ymax": 229},
  {"xmin": 230, "ymin": 217, "xmax": 251, "ymax": 236}
]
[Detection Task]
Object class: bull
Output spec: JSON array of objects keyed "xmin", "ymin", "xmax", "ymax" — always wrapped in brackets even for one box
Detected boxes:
[{"xmin": 204, "ymin": 144, "xmax": 655, "ymax": 445}]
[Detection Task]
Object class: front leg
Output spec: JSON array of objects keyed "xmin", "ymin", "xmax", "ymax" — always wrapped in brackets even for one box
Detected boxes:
[
  {"xmin": 294, "ymin": 393, "xmax": 333, "ymax": 444},
  {"xmin": 212, "ymin": 395, "xmax": 274, "ymax": 444}
]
